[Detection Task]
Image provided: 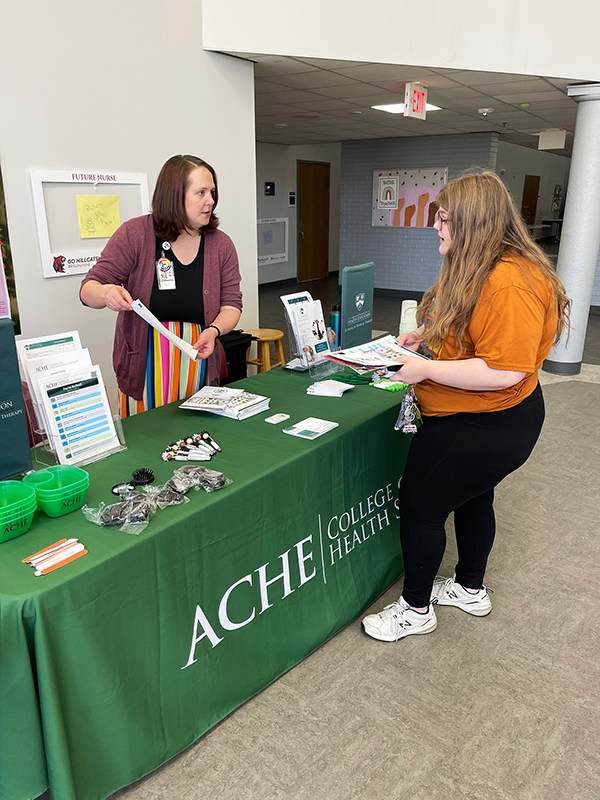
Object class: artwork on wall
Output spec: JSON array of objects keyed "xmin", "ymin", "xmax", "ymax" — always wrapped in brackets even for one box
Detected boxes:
[
  {"xmin": 372, "ymin": 168, "xmax": 448, "ymax": 228},
  {"xmin": 0, "ymin": 163, "xmax": 20, "ymax": 332},
  {"xmin": 552, "ymin": 184, "xmax": 563, "ymax": 213}
]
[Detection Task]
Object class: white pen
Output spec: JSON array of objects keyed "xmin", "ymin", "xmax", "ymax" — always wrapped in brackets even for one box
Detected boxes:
[
  {"xmin": 29, "ymin": 538, "xmax": 80, "ymax": 565},
  {"xmin": 32, "ymin": 542, "xmax": 85, "ymax": 573}
]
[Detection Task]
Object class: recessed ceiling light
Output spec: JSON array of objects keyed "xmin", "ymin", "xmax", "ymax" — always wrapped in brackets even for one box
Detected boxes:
[
  {"xmin": 350, "ymin": 110, "xmax": 363, "ymax": 114},
  {"xmin": 371, "ymin": 102, "xmax": 442, "ymax": 114},
  {"xmin": 518, "ymin": 103, "xmax": 531, "ymax": 109},
  {"xmin": 273, "ymin": 123, "xmax": 288, "ymax": 128}
]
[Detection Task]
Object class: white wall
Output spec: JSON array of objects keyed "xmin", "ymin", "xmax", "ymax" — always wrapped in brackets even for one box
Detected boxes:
[
  {"xmin": 0, "ymin": 0, "xmax": 258, "ymax": 408},
  {"xmin": 496, "ymin": 141, "xmax": 570, "ymax": 225},
  {"xmin": 203, "ymin": 0, "xmax": 600, "ymax": 82},
  {"xmin": 256, "ymin": 142, "xmax": 341, "ymax": 283}
]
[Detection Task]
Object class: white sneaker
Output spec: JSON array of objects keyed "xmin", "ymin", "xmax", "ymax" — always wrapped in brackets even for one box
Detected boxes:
[
  {"xmin": 430, "ymin": 577, "xmax": 493, "ymax": 617},
  {"xmin": 362, "ymin": 598, "xmax": 437, "ymax": 642}
]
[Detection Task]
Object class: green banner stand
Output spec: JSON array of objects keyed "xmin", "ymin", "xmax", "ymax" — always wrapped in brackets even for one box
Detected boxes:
[
  {"xmin": 340, "ymin": 262, "xmax": 374, "ymax": 348},
  {"xmin": 0, "ymin": 318, "xmax": 32, "ymax": 479}
]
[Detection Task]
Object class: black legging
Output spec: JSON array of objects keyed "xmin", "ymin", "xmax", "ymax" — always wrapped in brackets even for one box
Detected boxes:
[{"xmin": 399, "ymin": 384, "xmax": 545, "ymax": 608}]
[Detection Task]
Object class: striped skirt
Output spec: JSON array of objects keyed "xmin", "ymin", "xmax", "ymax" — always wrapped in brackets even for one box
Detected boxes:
[{"xmin": 118, "ymin": 321, "xmax": 207, "ymax": 418}]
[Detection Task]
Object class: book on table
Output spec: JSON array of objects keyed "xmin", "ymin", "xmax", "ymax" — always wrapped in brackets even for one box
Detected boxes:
[{"xmin": 179, "ymin": 386, "xmax": 270, "ymax": 420}]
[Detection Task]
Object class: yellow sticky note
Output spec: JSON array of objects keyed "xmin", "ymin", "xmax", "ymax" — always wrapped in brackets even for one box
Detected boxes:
[{"xmin": 76, "ymin": 195, "xmax": 121, "ymax": 239}]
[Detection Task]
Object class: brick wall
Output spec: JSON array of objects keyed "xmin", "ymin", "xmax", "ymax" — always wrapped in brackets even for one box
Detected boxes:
[{"xmin": 339, "ymin": 132, "xmax": 498, "ymax": 294}]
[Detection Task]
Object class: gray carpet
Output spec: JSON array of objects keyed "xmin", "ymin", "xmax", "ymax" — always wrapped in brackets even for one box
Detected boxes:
[
  {"xmin": 90, "ymin": 379, "xmax": 600, "ymax": 800},
  {"xmin": 38, "ymin": 281, "xmax": 600, "ymax": 799}
]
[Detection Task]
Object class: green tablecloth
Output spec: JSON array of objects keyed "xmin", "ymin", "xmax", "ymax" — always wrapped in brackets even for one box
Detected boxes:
[{"xmin": 0, "ymin": 369, "xmax": 409, "ymax": 800}]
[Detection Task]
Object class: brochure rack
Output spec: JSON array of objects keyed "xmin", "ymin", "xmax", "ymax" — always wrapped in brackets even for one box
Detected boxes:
[{"xmin": 280, "ymin": 292, "xmax": 342, "ymax": 380}]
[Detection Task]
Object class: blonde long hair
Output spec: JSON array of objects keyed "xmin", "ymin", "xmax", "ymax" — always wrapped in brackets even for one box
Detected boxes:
[{"xmin": 417, "ymin": 171, "xmax": 570, "ymax": 356}]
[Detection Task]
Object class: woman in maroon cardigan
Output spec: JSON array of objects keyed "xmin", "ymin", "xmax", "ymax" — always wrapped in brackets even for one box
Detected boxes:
[{"xmin": 80, "ymin": 155, "xmax": 243, "ymax": 416}]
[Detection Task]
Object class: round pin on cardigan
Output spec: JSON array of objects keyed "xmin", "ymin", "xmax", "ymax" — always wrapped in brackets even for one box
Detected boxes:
[{"xmin": 162, "ymin": 241, "xmax": 171, "ymax": 250}]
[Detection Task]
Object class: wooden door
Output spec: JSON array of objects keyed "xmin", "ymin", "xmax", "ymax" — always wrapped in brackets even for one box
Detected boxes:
[
  {"xmin": 297, "ymin": 162, "xmax": 330, "ymax": 282},
  {"xmin": 521, "ymin": 175, "xmax": 540, "ymax": 225}
]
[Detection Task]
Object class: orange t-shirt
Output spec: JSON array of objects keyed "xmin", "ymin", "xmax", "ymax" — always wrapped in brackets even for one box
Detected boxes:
[{"xmin": 415, "ymin": 256, "xmax": 558, "ymax": 416}]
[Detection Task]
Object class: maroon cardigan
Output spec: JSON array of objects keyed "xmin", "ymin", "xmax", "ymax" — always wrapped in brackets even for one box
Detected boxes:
[{"xmin": 80, "ymin": 215, "xmax": 243, "ymax": 400}]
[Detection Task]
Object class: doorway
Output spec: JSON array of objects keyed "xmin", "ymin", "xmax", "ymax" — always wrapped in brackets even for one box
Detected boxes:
[
  {"xmin": 521, "ymin": 174, "xmax": 540, "ymax": 225},
  {"xmin": 297, "ymin": 161, "xmax": 330, "ymax": 282}
]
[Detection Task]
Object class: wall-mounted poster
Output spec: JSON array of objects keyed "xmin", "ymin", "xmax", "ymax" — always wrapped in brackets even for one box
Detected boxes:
[
  {"xmin": 372, "ymin": 168, "xmax": 448, "ymax": 228},
  {"xmin": 257, "ymin": 217, "xmax": 288, "ymax": 266}
]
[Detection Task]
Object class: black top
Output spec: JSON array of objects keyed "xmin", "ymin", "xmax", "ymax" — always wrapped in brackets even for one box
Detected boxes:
[{"xmin": 149, "ymin": 236, "xmax": 205, "ymax": 324}]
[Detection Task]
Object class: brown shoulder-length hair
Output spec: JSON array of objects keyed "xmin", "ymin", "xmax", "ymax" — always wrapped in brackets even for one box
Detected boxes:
[
  {"xmin": 152, "ymin": 154, "xmax": 219, "ymax": 241},
  {"xmin": 417, "ymin": 170, "xmax": 570, "ymax": 356}
]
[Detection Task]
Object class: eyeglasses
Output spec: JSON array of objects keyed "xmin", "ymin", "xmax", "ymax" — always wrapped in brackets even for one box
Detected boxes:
[{"xmin": 435, "ymin": 210, "xmax": 450, "ymax": 227}]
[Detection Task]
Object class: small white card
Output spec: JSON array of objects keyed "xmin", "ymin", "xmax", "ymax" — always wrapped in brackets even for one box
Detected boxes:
[{"xmin": 265, "ymin": 413, "xmax": 290, "ymax": 424}]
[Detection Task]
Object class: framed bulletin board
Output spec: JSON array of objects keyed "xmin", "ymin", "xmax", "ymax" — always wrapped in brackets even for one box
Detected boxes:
[
  {"xmin": 31, "ymin": 170, "xmax": 150, "ymax": 279},
  {"xmin": 257, "ymin": 217, "xmax": 289, "ymax": 266}
]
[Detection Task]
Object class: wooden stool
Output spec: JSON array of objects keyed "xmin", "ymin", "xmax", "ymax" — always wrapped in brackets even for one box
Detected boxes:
[{"xmin": 244, "ymin": 329, "xmax": 285, "ymax": 373}]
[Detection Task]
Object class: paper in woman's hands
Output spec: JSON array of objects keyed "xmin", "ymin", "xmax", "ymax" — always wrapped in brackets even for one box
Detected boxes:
[{"xmin": 131, "ymin": 299, "xmax": 198, "ymax": 361}]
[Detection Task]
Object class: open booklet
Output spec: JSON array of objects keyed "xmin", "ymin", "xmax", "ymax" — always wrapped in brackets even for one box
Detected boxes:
[{"xmin": 324, "ymin": 334, "xmax": 429, "ymax": 372}]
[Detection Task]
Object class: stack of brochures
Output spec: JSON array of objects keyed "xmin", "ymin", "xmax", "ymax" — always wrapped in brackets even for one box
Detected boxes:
[
  {"xmin": 307, "ymin": 379, "xmax": 354, "ymax": 398},
  {"xmin": 324, "ymin": 334, "xmax": 429, "ymax": 373},
  {"xmin": 280, "ymin": 291, "xmax": 332, "ymax": 368},
  {"xmin": 16, "ymin": 330, "xmax": 121, "ymax": 465},
  {"xmin": 179, "ymin": 386, "xmax": 270, "ymax": 420}
]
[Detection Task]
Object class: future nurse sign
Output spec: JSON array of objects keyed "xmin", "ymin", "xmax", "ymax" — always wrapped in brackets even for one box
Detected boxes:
[{"xmin": 31, "ymin": 170, "xmax": 149, "ymax": 278}]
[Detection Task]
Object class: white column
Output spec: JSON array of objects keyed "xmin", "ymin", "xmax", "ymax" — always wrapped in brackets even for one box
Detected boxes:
[{"xmin": 543, "ymin": 84, "xmax": 600, "ymax": 375}]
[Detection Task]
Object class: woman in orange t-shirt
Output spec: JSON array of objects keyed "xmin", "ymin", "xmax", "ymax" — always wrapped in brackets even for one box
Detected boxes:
[{"xmin": 363, "ymin": 171, "xmax": 570, "ymax": 644}]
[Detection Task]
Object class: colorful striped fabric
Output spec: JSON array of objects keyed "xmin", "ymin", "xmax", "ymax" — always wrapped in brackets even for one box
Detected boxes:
[{"xmin": 118, "ymin": 321, "xmax": 207, "ymax": 418}]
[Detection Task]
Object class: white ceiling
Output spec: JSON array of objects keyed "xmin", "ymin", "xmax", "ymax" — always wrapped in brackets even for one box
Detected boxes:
[{"xmin": 231, "ymin": 53, "xmax": 586, "ymax": 155}]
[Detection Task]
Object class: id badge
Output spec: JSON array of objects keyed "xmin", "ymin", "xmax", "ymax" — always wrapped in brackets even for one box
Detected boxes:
[{"xmin": 156, "ymin": 257, "xmax": 176, "ymax": 290}]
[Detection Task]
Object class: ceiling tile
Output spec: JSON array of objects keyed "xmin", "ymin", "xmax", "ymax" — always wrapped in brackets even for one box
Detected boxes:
[
  {"xmin": 293, "ymin": 57, "xmax": 367, "ymax": 69},
  {"xmin": 450, "ymin": 70, "xmax": 540, "ymax": 86},
  {"xmin": 494, "ymin": 90, "xmax": 567, "ymax": 104},
  {"xmin": 255, "ymin": 79, "xmax": 295, "ymax": 95},
  {"xmin": 473, "ymin": 79, "xmax": 558, "ymax": 96},
  {"xmin": 253, "ymin": 57, "xmax": 320, "ymax": 77},
  {"xmin": 290, "ymin": 98, "xmax": 364, "ymax": 112},
  {"xmin": 261, "ymin": 71, "xmax": 362, "ymax": 90},
  {"xmin": 349, "ymin": 93, "xmax": 407, "ymax": 107},
  {"xmin": 309, "ymin": 83, "xmax": 387, "ymax": 99},
  {"xmin": 330, "ymin": 64, "xmax": 435, "ymax": 82},
  {"xmin": 427, "ymin": 86, "xmax": 488, "ymax": 101},
  {"xmin": 260, "ymin": 89, "xmax": 329, "ymax": 105}
]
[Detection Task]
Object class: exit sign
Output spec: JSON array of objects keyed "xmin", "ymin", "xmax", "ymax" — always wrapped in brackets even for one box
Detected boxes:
[{"xmin": 404, "ymin": 83, "xmax": 428, "ymax": 120}]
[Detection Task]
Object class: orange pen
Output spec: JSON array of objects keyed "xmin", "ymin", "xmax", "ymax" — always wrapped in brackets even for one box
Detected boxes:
[
  {"xmin": 35, "ymin": 549, "xmax": 88, "ymax": 577},
  {"xmin": 22, "ymin": 538, "xmax": 70, "ymax": 563}
]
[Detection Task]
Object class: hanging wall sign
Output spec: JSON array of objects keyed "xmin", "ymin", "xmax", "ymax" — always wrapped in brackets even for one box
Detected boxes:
[
  {"xmin": 31, "ymin": 170, "xmax": 149, "ymax": 279},
  {"xmin": 404, "ymin": 83, "xmax": 428, "ymax": 120}
]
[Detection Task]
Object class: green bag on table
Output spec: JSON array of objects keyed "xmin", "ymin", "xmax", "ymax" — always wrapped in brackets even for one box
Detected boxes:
[{"xmin": 0, "ymin": 318, "xmax": 32, "ymax": 479}]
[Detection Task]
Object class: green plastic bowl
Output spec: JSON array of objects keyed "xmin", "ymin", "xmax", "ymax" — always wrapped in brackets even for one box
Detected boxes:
[
  {"xmin": 22, "ymin": 471, "xmax": 56, "ymax": 490},
  {"xmin": 0, "ymin": 508, "xmax": 36, "ymax": 542},
  {"xmin": 33, "ymin": 477, "xmax": 89, "ymax": 498},
  {"xmin": 0, "ymin": 481, "xmax": 36, "ymax": 513},
  {"xmin": 36, "ymin": 484, "xmax": 89, "ymax": 517},
  {"xmin": 23, "ymin": 467, "xmax": 89, "ymax": 497},
  {"xmin": 0, "ymin": 496, "xmax": 37, "ymax": 518},
  {"xmin": 0, "ymin": 481, "xmax": 36, "ymax": 542}
]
